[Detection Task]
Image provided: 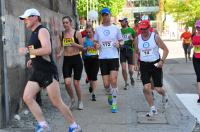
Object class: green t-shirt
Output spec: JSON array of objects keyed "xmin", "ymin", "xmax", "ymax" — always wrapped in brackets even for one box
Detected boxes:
[{"xmin": 121, "ymin": 27, "xmax": 136, "ymax": 51}]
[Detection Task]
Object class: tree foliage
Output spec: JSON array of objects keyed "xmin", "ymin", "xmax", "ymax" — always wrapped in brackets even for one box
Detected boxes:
[
  {"xmin": 165, "ymin": 0, "xmax": 200, "ymax": 27},
  {"xmin": 76, "ymin": 0, "xmax": 125, "ymax": 18}
]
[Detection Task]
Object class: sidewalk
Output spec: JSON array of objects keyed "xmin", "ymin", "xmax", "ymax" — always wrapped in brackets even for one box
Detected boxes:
[{"xmin": 1, "ymin": 69, "xmax": 196, "ymax": 132}]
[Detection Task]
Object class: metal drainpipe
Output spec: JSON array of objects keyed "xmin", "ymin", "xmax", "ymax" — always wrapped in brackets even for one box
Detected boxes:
[
  {"xmin": 0, "ymin": 0, "xmax": 4, "ymax": 127},
  {"xmin": 0, "ymin": 0, "xmax": 9, "ymax": 127}
]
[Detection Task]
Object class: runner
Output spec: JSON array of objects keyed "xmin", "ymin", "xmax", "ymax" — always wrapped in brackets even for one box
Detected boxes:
[
  {"xmin": 180, "ymin": 26, "xmax": 192, "ymax": 62},
  {"xmin": 83, "ymin": 25, "xmax": 99, "ymax": 101},
  {"xmin": 133, "ymin": 20, "xmax": 169, "ymax": 116},
  {"xmin": 191, "ymin": 20, "xmax": 200, "ymax": 103},
  {"xmin": 18, "ymin": 8, "xmax": 82, "ymax": 132},
  {"xmin": 119, "ymin": 17, "xmax": 136, "ymax": 89},
  {"xmin": 94, "ymin": 7, "xmax": 123, "ymax": 113},
  {"xmin": 56, "ymin": 16, "xmax": 84, "ymax": 110}
]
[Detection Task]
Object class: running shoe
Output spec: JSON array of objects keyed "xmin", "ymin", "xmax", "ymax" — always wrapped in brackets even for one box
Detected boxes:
[
  {"xmin": 78, "ymin": 101, "xmax": 84, "ymax": 110},
  {"xmin": 68, "ymin": 125, "xmax": 82, "ymax": 132},
  {"xmin": 91, "ymin": 94, "xmax": 96, "ymax": 101},
  {"xmin": 108, "ymin": 95, "xmax": 112, "ymax": 105},
  {"xmin": 197, "ymin": 99, "xmax": 200, "ymax": 103},
  {"xmin": 130, "ymin": 77, "xmax": 135, "ymax": 86},
  {"xmin": 124, "ymin": 83, "xmax": 129, "ymax": 90},
  {"xmin": 35, "ymin": 124, "xmax": 50, "ymax": 132},
  {"xmin": 162, "ymin": 95, "xmax": 168, "ymax": 108},
  {"xmin": 69, "ymin": 98, "xmax": 75, "ymax": 110},
  {"xmin": 111, "ymin": 103, "xmax": 118, "ymax": 113},
  {"xmin": 89, "ymin": 86, "xmax": 93, "ymax": 93},
  {"xmin": 146, "ymin": 108, "xmax": 158, "ymax": 117}
]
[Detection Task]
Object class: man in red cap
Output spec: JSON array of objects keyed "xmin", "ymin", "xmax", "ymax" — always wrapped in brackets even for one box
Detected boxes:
[{"xmin": 133, "ymin": 20, "xmax": 169, "ymax": 117}]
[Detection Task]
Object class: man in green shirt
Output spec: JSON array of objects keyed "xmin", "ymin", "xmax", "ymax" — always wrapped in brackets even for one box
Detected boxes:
[{"xmin": 119, "ymin": 17, "xmax": 136, "ymax": 90}]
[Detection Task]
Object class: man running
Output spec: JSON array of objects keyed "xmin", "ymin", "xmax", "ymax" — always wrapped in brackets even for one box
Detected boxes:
[
  {"xmin": 119, "ymin": 17, "xmax": 136, "ymax": 89},
  {"xmin": 94, "ymin": 7, "xmax": 123, "ymax": 113},
  {"xmin": 134, "ymin": 20, "xmax": 169, "ymax": 117},
  {"xmin": 18, "ymin": 8, "xmax": 82, "ymax": 132}
]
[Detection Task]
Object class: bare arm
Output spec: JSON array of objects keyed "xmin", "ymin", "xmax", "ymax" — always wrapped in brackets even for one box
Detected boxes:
[
  {"xmin": 72, "ymin": 31, "xmax": 83, "ymax": 50},
  {"xmin": 29, "ymin": 28, "xmax": 52, "ymax": 56},
  {"xmin": 155, "ymin": 34, "xmax": 169, "ymax": 62}
]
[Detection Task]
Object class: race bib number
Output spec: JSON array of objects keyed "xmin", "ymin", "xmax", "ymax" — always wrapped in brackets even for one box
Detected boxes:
[
  {"xmin": 185, "ymin": 39, "xmax": 191, "ymax": 44},
  {"xmin": 194, "ymin": 46, "xmax": 200, "ymax": 53},
  {"xmin": 63, "ymin": 38, "xmax": 74, "ymax": 47},
  {"xmin": 122, "ymin": 34, "xmax": 130, "ymax": 41},
  {"xmin": 87, "ymin": 48, "xmax": 98, "ymax": 55},
  {"xmin": 101, "ymin": 41, "xmax": 112, "ymax": 48},
  {"xmin": 141, "ymin": 49, "xmax": 153, "ymax": 57}
]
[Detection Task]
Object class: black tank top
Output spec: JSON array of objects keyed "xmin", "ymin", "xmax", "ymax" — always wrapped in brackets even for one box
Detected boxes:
[{"xmin": 28, "ymin": 25, "xmax": 57, "ymax": 74}]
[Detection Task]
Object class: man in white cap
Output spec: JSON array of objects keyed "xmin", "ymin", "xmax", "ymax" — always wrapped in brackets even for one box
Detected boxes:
[
  {"xmin": 119, "ymin": 17, "xmax": 136, "ymax": 89},
  {"xmin": 18, "ymin": 8, "xmax": 82, "ymax": 132}
]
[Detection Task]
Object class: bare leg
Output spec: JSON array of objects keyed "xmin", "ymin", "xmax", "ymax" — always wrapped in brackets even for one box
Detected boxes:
[
  {"xmin": 74, "ymin": 80, "xmax": 82, "ymax": 101},
  {"xmin": 64, "ymin": 78, "xmax": 74, "ymax": 100},
  {"xmin": 23, "ymin": 81, "xmax": 45, "ymax": 122},
  {"xmin": 47, "ymin": 79, "xmax": 75, "ymax": 124},
  {"xmin": 121, "ymin": 63, "xmax": 128, "ymax": 85},
  {"xmin": 143, "ymin": 83, "xmax": 154, "ymax": 107}
]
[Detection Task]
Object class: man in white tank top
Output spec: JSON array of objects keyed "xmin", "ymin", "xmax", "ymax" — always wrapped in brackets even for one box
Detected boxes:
[
  {"xmin": 133, "ymin": 20, "xmax": 169, "ymax": 117},
  {"xmin": 94, "ymin": 7, "xmax": 123, "ymax": 113}
]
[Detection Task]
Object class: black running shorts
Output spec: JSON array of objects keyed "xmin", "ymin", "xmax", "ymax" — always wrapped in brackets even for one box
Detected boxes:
[
  {"xmin": 140, "ymin": 59, "xmax": 163, "ymax": 87},
  {"xmin": 99, "ymin": 58, "xmax": 119, "ymax": 76}
]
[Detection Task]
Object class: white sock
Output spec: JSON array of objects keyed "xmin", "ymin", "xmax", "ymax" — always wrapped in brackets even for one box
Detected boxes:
[
  {"xmin": 70, "ymin": 122, "xmax": 78, "ymax": 128},
  {"xmin": 150, "ymin": 105, "xmax": 156, "ymax": 110},
  {"xmin": 111, "ymin": 88, "xmax": 118, "ymax": 104},
  {"xmin": 39, "ymin": 121, "xmax": 48, "ymax": 127}
]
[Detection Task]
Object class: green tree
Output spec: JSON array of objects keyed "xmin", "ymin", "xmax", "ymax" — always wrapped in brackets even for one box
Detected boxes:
[
  {"xmin": 76, "ymin": 0, "xmax": 125, "ymax": 18},
  {"xmin": 165, "ymin": 0, "xmax": 200, "ymax": 27}
]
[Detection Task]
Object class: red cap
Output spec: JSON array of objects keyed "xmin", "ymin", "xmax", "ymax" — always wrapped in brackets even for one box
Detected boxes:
[{"xmin": 139, "ymin": 20, "xmax": 150, "ymax": 29}]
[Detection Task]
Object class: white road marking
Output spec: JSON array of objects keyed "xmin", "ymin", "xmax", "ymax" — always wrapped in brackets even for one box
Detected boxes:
[{"xmin": 177, "ymin": 94, "xmax": 200, "ymax": 122}]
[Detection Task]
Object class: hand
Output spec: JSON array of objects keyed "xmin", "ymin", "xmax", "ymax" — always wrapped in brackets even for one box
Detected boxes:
[
  {"xmin": 114, "ymin": 42, "xmax": 120, "ymax": 48},
  {"xmin": 26, "ymin": 59, "xmax": 32, "ymax": 69},
  {"xmin": 18, "ymin": 47, "xmax": 28, "ymax": 55},
  {"xmin": 128, "ymin": 35, "xmax": 133, "ymax": 41},
  {"xmin": 156, "ymin": 61, "xmax": 164, "ymax": 68},
  {"xmin": 56, "ymin": 52, "xmax": 62, "ymax": 59},
  {"xmin": 94, "ymin": 42, "xmax": 100, "ymax": 49}
]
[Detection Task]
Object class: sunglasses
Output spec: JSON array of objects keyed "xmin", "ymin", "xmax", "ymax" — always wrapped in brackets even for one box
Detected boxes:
[{"xmin": 140, "ymin": 28, "xmax": 149, "ymax": 30}]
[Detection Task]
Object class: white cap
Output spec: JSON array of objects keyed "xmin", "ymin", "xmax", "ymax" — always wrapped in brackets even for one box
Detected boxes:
[
  {"xmin": 19, "ymin": 8, "xmax": 40, "ymax": 20},
  {"xmin": 119, "ymin": 17, "xmax": 128, "ymax": 22}
]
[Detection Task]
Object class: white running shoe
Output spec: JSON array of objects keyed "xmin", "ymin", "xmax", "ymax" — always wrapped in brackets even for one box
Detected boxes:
[
  {"xmin": 146, "ymin": 108, "xmax": 158, "ymax": 117},
  {"xmin": 78, "ymin": 101, "xmax": 84, "ymax": 110}
]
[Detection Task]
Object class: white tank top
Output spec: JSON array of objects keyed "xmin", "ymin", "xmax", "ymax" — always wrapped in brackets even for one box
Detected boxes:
[
  {"xmin": 138, "ymin": 32, "xmax": 160, "ymax": 62},
  {"xmin": 94, "ymin": 24, "xmax": 123, "ymax": 59}
]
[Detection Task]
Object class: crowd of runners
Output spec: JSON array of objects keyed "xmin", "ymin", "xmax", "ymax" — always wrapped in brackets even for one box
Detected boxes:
[{"xmin": 17, "ymin": 7, "xmax": 200, "ymax": 132}]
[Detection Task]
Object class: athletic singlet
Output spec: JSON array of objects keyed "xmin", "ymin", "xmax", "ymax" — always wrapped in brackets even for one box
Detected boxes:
[
  {"xmin": 192, "ymin": 35, "xmax": 200, "ymax": 58},
  {"xmin": 138, "ymin": 32, "xmax": 160, "ymax": 62},
  {"xmin": 94, "ymin": 24, "xmax": 123, "ymax": 59},
  {"xmin": 62, "ymin": 31, "xmax": 79, "ymax": 47},
  {"xmin": 28, "ymin": 25, "xmax": 57, "ymax": 74},
  {"xmin": 84, "ymin": 37, "xmax": 98, "ymax": 56}
]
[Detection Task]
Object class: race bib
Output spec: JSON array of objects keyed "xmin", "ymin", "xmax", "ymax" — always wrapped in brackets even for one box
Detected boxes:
[
  {"xmin": 87, "ymin": 48, "xmax": 98, "ymax": 55},
  {"xmin": 122, "ymin": 34, "xmax": 130, "ymax": 41},
  {"xmin": 63, "ymin": 38, "xmax": 74, "ymax": 47},
  {"xmin": 101, "ymin": 41, "xmax": 112, "ymax": 48},
  {"xmin": 185, "ymin": 39, "xmax": 191, "ymax": 44},
  {"xmin": 194, "ymin": 46, "xmax": 200, "ymax": 53},
  {"xmin": 140, "ymin": 49, "xmax": 153, "ymax": 57}
]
